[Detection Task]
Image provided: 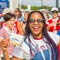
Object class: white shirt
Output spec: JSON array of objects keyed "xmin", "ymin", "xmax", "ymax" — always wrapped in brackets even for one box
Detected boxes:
[{"xmin": 12, "ymin": 32, "xmax": 59, "ymax": 60}]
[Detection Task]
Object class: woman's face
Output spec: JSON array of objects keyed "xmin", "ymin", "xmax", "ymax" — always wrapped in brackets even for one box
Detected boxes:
[
  {"xmin": 29, "ymin": 12, "xmax": 44, "ymax": 36},
  {"xmin": 14, "ymin": 9, "xmax": 21, "ymax": 18},
  {"xmin": 52, "ymin": 11, "xmax": 58, "ymax": 18},
  {"xmin": 5, "ymin": 17, "xmax": 15, "ymax": 29}
]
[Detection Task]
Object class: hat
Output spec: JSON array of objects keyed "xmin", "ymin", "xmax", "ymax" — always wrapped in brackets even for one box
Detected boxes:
[
  {"xmin": 2, "ymin": 8, "xmax": 11, "ymax": 14},
  {"xmin": 51, "ymin": 7, "xmax": 58, "ymax": 12}
]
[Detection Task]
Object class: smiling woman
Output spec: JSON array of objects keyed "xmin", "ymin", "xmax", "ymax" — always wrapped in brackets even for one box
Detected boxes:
[{"xmin": 0, "ymin": 11, "xmax": 60, "ymax": 60}]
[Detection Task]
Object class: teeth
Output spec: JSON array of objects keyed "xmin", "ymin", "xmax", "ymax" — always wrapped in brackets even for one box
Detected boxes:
[{"xmin": 33, "ymin": 26, "xmax": 39, "ymax": 28}]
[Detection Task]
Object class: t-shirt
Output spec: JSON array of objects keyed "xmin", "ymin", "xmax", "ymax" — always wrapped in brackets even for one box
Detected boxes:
[{"xmin": 12, "ymin": 32, "xmax": 59, "ymax": 60}]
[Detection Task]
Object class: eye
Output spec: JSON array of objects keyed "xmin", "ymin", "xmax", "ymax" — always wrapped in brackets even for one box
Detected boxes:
[
  {"xmin": 29, "ymin": 19, "xmax": 35, "ymax": 23},
  {"xmin": 37, "ymin": 19, "xmax": 44, "ymax": 23}
]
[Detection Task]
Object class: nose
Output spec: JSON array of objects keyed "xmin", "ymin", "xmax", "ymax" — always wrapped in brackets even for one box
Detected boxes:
[{"xmin": 34, "ymin": 20, "xmax": 38, "ymax": 24}]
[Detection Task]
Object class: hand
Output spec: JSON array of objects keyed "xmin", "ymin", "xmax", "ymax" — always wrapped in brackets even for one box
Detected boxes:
[{"xmin": 0, "ymin": 38, "xmax": 9, "ymax": 51}]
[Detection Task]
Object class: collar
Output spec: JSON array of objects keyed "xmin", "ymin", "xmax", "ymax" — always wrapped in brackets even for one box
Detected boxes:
[
  {"xmin": 33, "ymin": 37, "xmax": 42, "ymax": 40},
  {"xmin": 30, "ymin": 34, "xmax": 42, "ymax": 41}
]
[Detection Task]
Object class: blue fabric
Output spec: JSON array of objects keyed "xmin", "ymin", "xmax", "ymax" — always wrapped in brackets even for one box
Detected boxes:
[
  {"xmin": 24, "ymin": 39, "xmax": 50, "ymax": 60},
  {"xmin": 32, "ymin": 52, "xmax": 43, "ymax": 60},
  {"xmin": 18, "ymin": 16, "xmax": 24, "ymax": 22},
  {"xmin": 43, "ymin": 49, "xmax": 50, "ymax": 60},
  {"xmin": 57, "ymin": 30, "xmax": 60, "ymax": 36},
  {"xmin": 32, "ymin": 49, "xmax": 50, "ymax": 60}
]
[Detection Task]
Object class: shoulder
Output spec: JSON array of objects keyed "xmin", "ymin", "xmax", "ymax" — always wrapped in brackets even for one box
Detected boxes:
[
  {"xmin": 12, "ymin": 41, "xmax": 30, "ymax": 59},
  {"xmin": 0, "ymin": 27, "xmax": 8, "ymax": 38},
  {"xmin": 47, "ymin": 18, "xmax": 53, "ymax": 23},
  {"xmin": 48, "ymin": 31, "xmax": 60, "ymax": 45},
  {"xmin": 0, "ymin": 27, "xmax": 6, "ymax": 33}
]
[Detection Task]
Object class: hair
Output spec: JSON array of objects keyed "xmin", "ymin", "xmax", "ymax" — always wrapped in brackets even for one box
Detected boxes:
[
  {"xmin": 15, "ymin": 8, "xmax": 22, "ymax": 17},
  {"xmin": 4, "ymin": 13, "xmax": 15, "ymax": 22},
  {"xmin": 25, "ymin": 11, "xmax": 58, "ymax": 60}
]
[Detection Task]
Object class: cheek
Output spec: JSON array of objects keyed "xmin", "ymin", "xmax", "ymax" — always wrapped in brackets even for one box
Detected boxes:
[
  {"xmin": 8, "ymin": 22, "xmax": 14, "ymax": 26},
  {"xmin": 53, "ymin": 14, "xmax": 57, "ymax": 17},
  {"xmin": 29, "ymin": 23, "xmax": 33, "ymax": 31}
]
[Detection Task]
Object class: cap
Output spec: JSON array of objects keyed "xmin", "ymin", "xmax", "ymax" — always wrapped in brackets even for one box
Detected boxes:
[
  {"xmin": 2, "ymin": 8, "xmax": 11, "ymax": 14},
  {"xmin": 51, "ymin": 7, "xmax": 58, "ymax": 12}
]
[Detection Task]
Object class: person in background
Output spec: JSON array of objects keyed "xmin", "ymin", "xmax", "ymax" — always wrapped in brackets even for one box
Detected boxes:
[
  {"xmin": 14, "ymin": 8, "xmax": 24, "ymax": 22},
  {"xmin": 0, "ymin": 13, "xmax": 16, "ymax": 60},
  {"xmin": 0, "ymin": 8, "xmax": 11, "ymax": 29},
  {"xmin": 23, "ymin": 11, "xmax": 30, "ymax": 34},
  {"xmin": 56, "ymin": 20, "xmax": 60, "ymax": 36},
  {"xmin": 14, "ymin": 8, "xmax": 24, "ymax": 35},
  {"xmin": 46, "ymin": 7, "xmax": 59, "ymax": 34},
  {"xmin": 0, "ymin": 8, "xmax": 23, "ymax": 35},
  {"xmin": 0, "ymin": 11, "xmax": 60, "ymax": 60},
  {"xmin": 58, "ymin": 11, "xmax": 60, "ymax": 20}
]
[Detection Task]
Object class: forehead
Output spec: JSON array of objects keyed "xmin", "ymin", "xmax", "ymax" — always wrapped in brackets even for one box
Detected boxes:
[{"xmin": 30, "ymin": 12, "xmax": 43, "ymax": 19}]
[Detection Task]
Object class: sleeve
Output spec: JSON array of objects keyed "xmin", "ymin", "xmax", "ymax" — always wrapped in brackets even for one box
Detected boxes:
[
  {"xmin": 12, "ymin": 41, "xmax": 30, "ymax": 59},
  {"xmin": 48, "ymin": 32, "xmax": 60, "ymax": 45},
  {"xmin": 12, "ymin": 46, "xmax": 24, "ymax": 59}
]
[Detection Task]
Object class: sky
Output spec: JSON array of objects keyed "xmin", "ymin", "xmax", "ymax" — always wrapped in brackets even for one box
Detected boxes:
[{"xmin": 19, "ymin": 0, "xmax": 60, "ymax": 7}]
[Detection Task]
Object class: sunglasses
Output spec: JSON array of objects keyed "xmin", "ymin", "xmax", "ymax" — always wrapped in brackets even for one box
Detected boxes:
[
  {"xmin": 29, "ymin": 19, "xmax": 44, "ymax": 23},
  {"xmin": 52, "ymin": 11, "xmax": 58, "ymax": 14}
]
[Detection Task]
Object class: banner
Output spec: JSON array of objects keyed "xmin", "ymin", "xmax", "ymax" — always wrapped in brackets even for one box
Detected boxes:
[{"xmin": 0, "ymin": 0, "xmax": 8, "ymax": 14}]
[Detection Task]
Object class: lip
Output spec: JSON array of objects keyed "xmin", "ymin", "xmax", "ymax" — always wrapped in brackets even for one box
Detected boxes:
[{"xmin": 33, "ymin": 26, "xmax": 40, "ymax": 32}]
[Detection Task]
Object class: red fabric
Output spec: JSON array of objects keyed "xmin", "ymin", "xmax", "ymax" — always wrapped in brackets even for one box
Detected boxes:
[
  {"xmin": 47, "ymin": 19, "xmax": 54, "ymax": 32},
  {"xmin": 49, "ymin": 26, "xmax": 54, "ymax": 32},
  {"xmin": 57, "ymin": 20, "xmax": 60, "ymax": 23},
  {"xmin": 56, "ymin": 25, "xmax": 60, "ymax": 31},
  {"xmin": 56, "ymin": 20, "xmax": 60, "ymax": 31},
  {"xmin": 46, "ymin": 19, "xmax": 60, "ymax": 32},
  {"xmin": 34, "ymin": 37, "xmax": 42, "ymax": 40},
  {"xmin": 47, "ymin": 19, "xmax": 53, "ymax": 24},
  {"xmin": 13, "ymin": 21, "xmax": 18, "ymax": 34}
]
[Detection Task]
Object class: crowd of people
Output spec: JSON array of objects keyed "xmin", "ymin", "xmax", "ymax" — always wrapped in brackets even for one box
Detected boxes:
[{"xmin": 0, "ymin": 7, "xmax": 60, "ymax": 60}]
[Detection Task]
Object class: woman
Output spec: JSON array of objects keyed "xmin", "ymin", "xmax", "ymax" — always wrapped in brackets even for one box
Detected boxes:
[
  {"xmin": 0, "ymin": 13, "xmax": 15, "ymax": 59},
  {"xmin": 14, "ymin": 8, "xmax": 24, "ymax": 22},
  {"xmin": 46, "ymin": 7, "xmax": 59, "ymax": 33},
  {"xmin": 0, "ymin": 11, "xmax": 60, "ymax": 60},
  {"xmin": 23, "ymin": 11, "xmax": 29, "ymax": 34},
  {"xmin": 14, "ymin": 8, "xmax": 24, "ymax": 35}
]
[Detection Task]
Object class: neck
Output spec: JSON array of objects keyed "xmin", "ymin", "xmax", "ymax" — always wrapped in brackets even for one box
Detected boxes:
[
  {"xmin": 32, "ymin": 32, "xmax": 42, "ymax": 39},
  {"xmin": 6, "ymin": 25, "xmax": 12, "ymax": 31}
]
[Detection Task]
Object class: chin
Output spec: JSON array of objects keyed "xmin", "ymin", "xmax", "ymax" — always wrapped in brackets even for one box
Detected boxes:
[{"xmin": 33, "ymin": 32, "xmax": 41, "ymax": 36}]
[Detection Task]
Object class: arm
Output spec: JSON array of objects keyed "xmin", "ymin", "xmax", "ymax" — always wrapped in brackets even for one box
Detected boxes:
[
  {"xmin": 0, "ymin": 38, "xmax": 10, "ymax": 60},
  {"xmin": 2, "ymin": 43, "xmax": 22, "ymax": 60},
  {"xmin": 12, "ymin": 56, "xmax": 22, "ymax": 60},
  {"xmin": 0, "ymin": 39, "xmax": 23, "ymax": 60},
  {"xmin": 3, "ymin": 50, "xmax": 10, "ymax": 60},
  {"xmin": 11, "ymin": 46, "xmax": 24, "ymax": 60}
]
